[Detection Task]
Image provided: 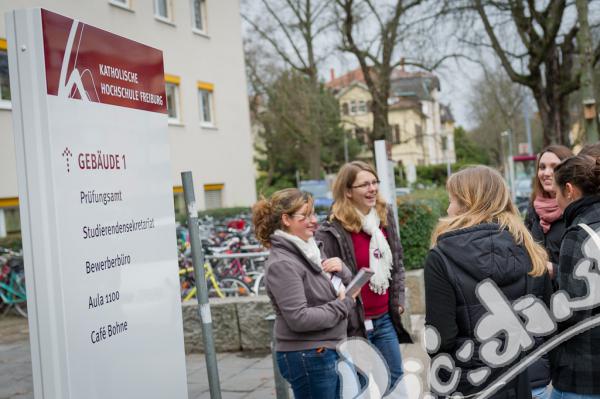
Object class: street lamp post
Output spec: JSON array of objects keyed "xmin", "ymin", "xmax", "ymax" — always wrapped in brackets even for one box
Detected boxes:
[{"xmin": 501, "ymin": 130, "xmax": 516, "ymax": 202}]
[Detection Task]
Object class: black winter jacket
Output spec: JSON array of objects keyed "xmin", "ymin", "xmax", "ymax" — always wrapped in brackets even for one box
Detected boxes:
[
  {"xmin": 525, "ymin": 203, "xmax": 565, "ymax": 273},
  {"xmin": 552, "ymin": 195, "xmax": 600, "ymax": 394},
  {"xmin": 425, "ymin": 223, "xmax": 537, "ymax": 398},
  {"xmin": 315, "ymin": 206, "xmax": 412, "ymax": 344},
  {"xmin": 524, "ymin": 204, "xmax": 563, "ymax": 389}
]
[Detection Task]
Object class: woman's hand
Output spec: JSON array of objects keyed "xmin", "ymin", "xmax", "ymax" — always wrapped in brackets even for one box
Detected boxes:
[
  {"xmin": 547, "ymin": 262, "xmax": 554, "ymax": 279},
  {"xmin": 398, "ymin": 305, "xmax": 405, "ymax": 315},
  {"xmin": 322, "ymin": 257, "xmax": 343, "ymax": 273}
]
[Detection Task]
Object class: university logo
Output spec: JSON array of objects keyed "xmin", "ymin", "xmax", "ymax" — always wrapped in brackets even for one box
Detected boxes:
[{"xmin": 57, "ymin": 20, "xmax": 99, "ymax": 102}]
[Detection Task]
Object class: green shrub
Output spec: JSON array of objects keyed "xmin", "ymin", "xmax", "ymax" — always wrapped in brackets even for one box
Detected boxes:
[
  {"xmin": 0, "ymin": 234, "xmax": 22, "ymax": 251},
  {"xmin": 415, "ymin": 162, "xmax": 474, "ymax": 187},
  {"xmin": 397, "ymin": 189, "xmax": 448, "ymax": 270},
  {"xmin": 198, "ymin": 207, "xmax": 252, "ymax": 219},
  {"xmin": 255, "ymin": 175, "xmax": 296, "ymax": 198},
  {"xmin": 176, "ymin": 207, "xmax": 252, "ymax": 225}
]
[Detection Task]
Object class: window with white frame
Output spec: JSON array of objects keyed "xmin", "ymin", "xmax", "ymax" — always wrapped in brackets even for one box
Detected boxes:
[
  {"xmin": 154, "ymin": 0, "xmax": 172, "ymax": 21},
  {"xmin": 359, "ymin": 100, "xmax": 367, "ymax": 114},
  {"xmin": 0, "ymin": 42, "xmax": 10, "ymax": 108},
  {"xmin": 165, "ymin": 75, "xmax": 181, "ymax": 123},
  {"xmin": 350, "ymin": 100, "xmax": 357, "ymax": 115},
  {"xmin": 109, "ymin": 0, "xmax": 130, "ymax": 9},
  {"xmin": 198, "ymin": 82, "xmax": 215, "ymax": 126},
  {"xmin": 191, "ymin": 0, "xmax": 207, "ymax": 33}
]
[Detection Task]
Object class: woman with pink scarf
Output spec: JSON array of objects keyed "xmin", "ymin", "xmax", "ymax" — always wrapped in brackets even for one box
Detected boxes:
[
  {"xmin": 524, "ymin": 145, "xmax": 572, "ymax": 399},
  {"xmin": 525, "ymin": 145, "xmax": 573, "ymax": 279}
]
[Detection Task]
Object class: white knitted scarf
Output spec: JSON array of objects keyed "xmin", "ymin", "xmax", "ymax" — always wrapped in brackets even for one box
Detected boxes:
[
  {"xmin": 273, "ymin": 229, "xmax": 322, "ymax": 268},
  {"xmin": 359, "ymin": 208, "xmax": 393, "ymax": 294}
]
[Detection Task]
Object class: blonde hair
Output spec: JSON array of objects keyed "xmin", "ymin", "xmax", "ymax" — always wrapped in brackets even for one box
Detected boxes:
[
  {"xmin": 252, "ymin": 188, "xmax": 314, "ymax": 247},
  {"xmin": 330, "ymin": 161, "xmax": 388, "ymax": 232},
  {"xmin": 431, "ymin": 166, "xmax": 547, "ymax": 277}
]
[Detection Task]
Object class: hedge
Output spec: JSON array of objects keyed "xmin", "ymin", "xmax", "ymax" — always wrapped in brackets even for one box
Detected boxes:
[
  {"xmin": 397, "ymin": 189, "xmax": 448, "ymax": 270},
  {"xmin": 198, "ymin": 207, "xmax": 251, "ymax": 219},
  {"xmin": 0, "ymin": 234, "xmax": 22, "ymax": 251}
]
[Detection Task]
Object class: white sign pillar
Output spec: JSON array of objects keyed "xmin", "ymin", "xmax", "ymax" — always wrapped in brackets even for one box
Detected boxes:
[
  {"xmin": 0, "ymin": 209, "xmax": 6, "ymax": 237},
  {"xmin": 6, "ymin": 8, "xmax": 188, "ymax": 399},
  {"xmin": 374, "ymin": 140, "xmax": 400, "ymax": 237}
]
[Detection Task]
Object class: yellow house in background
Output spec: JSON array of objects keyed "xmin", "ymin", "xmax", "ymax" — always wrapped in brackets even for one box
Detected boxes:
[{"xmin": 327, "ymin": 68, "xmax": 456, "ymax": 180}]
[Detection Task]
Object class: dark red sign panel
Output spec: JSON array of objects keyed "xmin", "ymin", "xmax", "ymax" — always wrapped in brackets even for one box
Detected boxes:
[{"xmin": 41, "ymin": 9, "xmax": 167, "ymax": 114}]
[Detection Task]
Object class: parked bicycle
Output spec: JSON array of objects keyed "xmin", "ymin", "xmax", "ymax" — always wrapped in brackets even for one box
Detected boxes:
[
  {"xmin": 179, "ymin": 263, "xmax": 252, "ymax": 301},
  {"xmin": 0, "ymin": 248, "xmax": 27, "ymax": 318}
]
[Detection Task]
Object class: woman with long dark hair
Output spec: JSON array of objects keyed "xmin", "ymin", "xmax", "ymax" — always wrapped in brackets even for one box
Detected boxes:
[
  {"xmin": 551, "ymin": 155, "xmax": 600, "ymax": 399},
  {"xmin": 525, "ymin": 145, "xmax": 573, "ymax": 280},
  {"xmin": 524, "ymin": 145, "xmax": 572, "ymax": 398}
]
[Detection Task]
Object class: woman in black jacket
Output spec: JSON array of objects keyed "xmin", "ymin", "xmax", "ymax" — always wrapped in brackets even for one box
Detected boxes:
[
  {"xmin": 525, "ymin": 145, "xmax": 572, "ymax": 279},
  {"xmin": 524, "ymin": 145, "xmax": 572, "ymax": 398},
  {"xmin": 550, "ymin": 155, "xmax": 600, "ymax": 398},
  {"xmin": 425, "ymin": 166, "xmax": 549, "ymax": 398}
]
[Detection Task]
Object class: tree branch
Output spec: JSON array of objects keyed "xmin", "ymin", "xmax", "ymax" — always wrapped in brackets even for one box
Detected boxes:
[{"xmin": 473, "ymin": 0, "xmax": 535, "ymax": 88}]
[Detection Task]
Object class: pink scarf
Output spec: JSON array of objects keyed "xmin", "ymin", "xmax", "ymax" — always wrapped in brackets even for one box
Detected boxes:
[{"xmin": 533, "ymin": 195, "xmax": 563, "ymax": 234}]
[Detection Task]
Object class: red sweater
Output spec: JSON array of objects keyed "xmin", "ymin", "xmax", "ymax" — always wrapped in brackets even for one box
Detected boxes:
[{"xmin": 350, "ymin": 229, "xmax": 389, "ymax": 318}]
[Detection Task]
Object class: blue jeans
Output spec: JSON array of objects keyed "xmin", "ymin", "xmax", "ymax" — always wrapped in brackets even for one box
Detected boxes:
[
  {"xmin": 366, "ymin": 313, "xmax": 404, "ymax": 389},
  {"xmin": 550, "ymin": 389, "xmax": 600, "ymax": 399},
  {"xmin": 533, "ymin": 385, "xmax": 552, "ymax": 399},
  {"xmin": 277, "ymin": 348, "xmax": 340, "ymax": 399}
]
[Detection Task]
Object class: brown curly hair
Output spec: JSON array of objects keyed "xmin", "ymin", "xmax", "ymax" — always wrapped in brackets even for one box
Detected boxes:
[{"xmin": 252, "ymin": 188, "xmax": 314, "ymax": 247}]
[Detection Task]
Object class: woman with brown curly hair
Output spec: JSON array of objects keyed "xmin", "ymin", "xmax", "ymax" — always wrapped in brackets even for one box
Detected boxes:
[
  {"xmin": 253, "ymin": 188, "xmax": 355, "ymax": 399},
  {"xmin": 316, "ymin": 161, "xmax": 411, "ymax": 391}
]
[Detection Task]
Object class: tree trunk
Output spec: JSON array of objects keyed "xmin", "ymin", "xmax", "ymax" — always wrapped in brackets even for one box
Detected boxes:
[
  {"xmin": 308, "ymin": 137, "xmax": 322, "ymax": 179},
  {"xmin": 531, "ymin": 45, "xmax": 573, "ymax": 148},
  {"xmin": 369, "ymin": 78, "xmax": 391, "ymax": 157},
  {"xmin": 576, "ymin": 0, "xmax": 599, "ymax": 143}
]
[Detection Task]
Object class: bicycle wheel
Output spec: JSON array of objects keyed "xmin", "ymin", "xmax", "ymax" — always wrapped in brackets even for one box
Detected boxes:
[
  {"xmin": 12, "ymin": 272, "xmax": 27, "ymax": 318},
  {"xmin": 217, "ymin": 278, "xmax": 252, "ymax": 297},
  {"xmin": 253, "ymin": 273, "xmax": 267, "ymax": 296}
]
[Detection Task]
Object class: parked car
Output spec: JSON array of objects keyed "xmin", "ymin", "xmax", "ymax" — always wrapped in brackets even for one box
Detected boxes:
[
  {"xmin": 515, "ymin": 178, "xmax": 533, "ymax": 216},
  {"xmin": 299, "ymin": 180, "xmax": 333, "ymax": 209},
  {"xmin": 395, "ymin": 187, "xmax": 412, "ymax": 197}
]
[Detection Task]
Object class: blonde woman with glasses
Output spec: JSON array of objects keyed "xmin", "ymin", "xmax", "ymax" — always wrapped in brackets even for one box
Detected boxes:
[
  {"xmin": 425, "ymin": 165, "xmax": 549, "ymax": 398},
  {"xmin": 316, "ymin": 161, "xmax": 412, "ymax": 391},
  {"xmin": 253, "ymin": 188, "xmax": 356, "ymax": 399}
]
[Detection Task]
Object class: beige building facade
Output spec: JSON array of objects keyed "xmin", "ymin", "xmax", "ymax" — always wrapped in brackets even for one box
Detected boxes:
[
  {"xmin": 0, "ymin": 0, "xmax": 256, "ymax": 236},
  {"xmin": 329, "ymin": 68, "xmax": 456, "ymax": 179}
]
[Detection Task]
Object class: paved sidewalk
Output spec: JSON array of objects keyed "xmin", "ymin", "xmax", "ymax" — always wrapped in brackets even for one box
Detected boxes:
[{"xmin": 0, "ymin": 315, "xmax": 428, "ymax": 399}]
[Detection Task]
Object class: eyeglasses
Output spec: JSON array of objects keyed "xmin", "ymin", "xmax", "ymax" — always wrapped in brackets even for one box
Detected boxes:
[
  {"xmin": 351, "ymin": 180, "xmax": 380, "ymax": 190},
  {"xmin": 291, "ymin": 212, "xmax": 317, "ymax": 222}
]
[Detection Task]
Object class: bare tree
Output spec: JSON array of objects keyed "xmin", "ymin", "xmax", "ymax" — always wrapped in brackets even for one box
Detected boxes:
[
  {"xmin": 336, "ymin": 0, "xmax": 418, "ymax": 147},
  {"xmin": 241, "ymin": 0, "xmax": 333, "ymax": 85},
  {"xmin": 458, "ymin": 0, "xmax": 600, "ymax": 146},
  {"xmin": 335, "ymin": 0, "xmax": 455, "ymax": 153},
  {"xmin": 468, "ymin": 65, "xmax": 541, "ymax": 165},
  {"xmin": 242, "ymin": 0, "xmax": 337, "ymax": 178}
]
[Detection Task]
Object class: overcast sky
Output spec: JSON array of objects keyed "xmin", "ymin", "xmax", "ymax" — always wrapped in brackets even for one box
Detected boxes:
[{"xmin": 242, "ymin": 1, "xmax": 600, "ymax": 132}]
